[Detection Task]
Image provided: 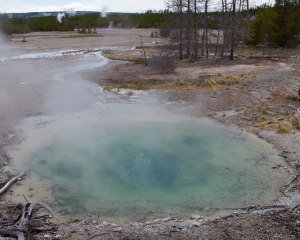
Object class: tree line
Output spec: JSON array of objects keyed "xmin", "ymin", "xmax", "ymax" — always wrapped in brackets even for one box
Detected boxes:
[
  {"xmin": 1, "ymin": 0, "xmax": 299, "ymax": 53},
  {"xmin": 0, "ymin": 11, "xmax": 170, "ymax": 35}
]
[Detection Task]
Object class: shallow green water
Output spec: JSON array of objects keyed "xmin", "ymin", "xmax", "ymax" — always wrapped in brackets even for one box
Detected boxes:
[{"xmin": 29, "ymin": 114, "xmax": 289, "ymax": 221}]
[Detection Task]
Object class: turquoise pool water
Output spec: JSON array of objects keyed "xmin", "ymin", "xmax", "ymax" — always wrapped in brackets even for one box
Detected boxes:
[{"xmin": 29, "ymin": 113, "xmax": 289, "ymax": 222}]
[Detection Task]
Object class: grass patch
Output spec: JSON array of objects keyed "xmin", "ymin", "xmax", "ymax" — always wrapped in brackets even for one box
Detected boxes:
[
  {"xmin": 277, "ymin": 121, "xmax": 293, "ymax": 134},
  {"xmin": 134, "ymin": 58, "xmax": 146, "ymax": 64},
  {"xmin": 202, "ymin": 73, "xmax": 257, "ymax": 88},
  {"xmin": 259, "ymin": 123, "xmax": 266, "ymax": 129},
  {"xmin": 270, "ymin": 88, "xmax": 286, "ymax": 96},
  {"xmin": 290, "ymin": 114, "xmax": 300, "ymax": 130}
]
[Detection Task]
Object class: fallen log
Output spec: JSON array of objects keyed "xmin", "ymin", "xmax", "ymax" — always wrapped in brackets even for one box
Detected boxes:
[
  {"xmin": 0, "ymin": 229, "xmax": 25, "ymax": 240},
  {"xmin": 0, "ymin": 172, "xmax": 25, "ymax": 195},
  {"xmin": 0, "ymin": 201, "xmax": 57, "ymax": 239}
]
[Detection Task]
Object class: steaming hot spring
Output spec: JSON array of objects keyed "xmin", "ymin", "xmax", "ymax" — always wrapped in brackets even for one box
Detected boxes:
[{"xmin": 5, "ymin": 48, "xmax": 291, "ymax": 223}]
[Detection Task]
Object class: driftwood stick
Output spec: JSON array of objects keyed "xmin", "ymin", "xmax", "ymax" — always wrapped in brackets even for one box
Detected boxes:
[
  {"xmin": 283, "ymin": 174, "xmax": 299, "ymax": 188},
  {"xmin": 0, "ymin": 172, "xmax": 25, "ymax": 195},
  {"xmin": 0, "ymin": 229, "xmax": 25, "ymax": 240},
  {"xmin": 31, "ymin": 226, "xmax": 56, "ymax": 232},
  {"xmin": 29, "ymin": 203, "xmax": 58, "ymax": 223}
]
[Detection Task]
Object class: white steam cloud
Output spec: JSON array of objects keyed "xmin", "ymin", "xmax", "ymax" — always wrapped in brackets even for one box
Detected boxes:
[
  {"xmin": 101, "ymin": 5, "xmax": 109, "ymax": 18},
  {"xmin": 65, "ymin": 8, "xmax": 76, "ymax": 16},
  {"xmin": 57, "ymin": 13, "xmax": 65, "ymax": 23}
]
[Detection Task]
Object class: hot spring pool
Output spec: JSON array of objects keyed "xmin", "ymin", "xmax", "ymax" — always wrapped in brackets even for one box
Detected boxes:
[{"xmin": 22, "ymin": 104, "xmax": 290, "ymax": 222}]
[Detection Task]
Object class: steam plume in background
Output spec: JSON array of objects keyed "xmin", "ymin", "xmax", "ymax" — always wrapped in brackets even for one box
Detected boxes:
[
  {"xmin": 101, "ymin": 5, "xmax": 109, "ymax": 18},
  {"xmin": 65, "ymin": 8, "xmax": 76, "ymax": 16},
  {"xmin": 57, "ymin": 13, "xmax": 65, "ymax": 23}
]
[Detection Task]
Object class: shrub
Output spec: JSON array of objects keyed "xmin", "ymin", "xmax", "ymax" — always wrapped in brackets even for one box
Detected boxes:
[{"xmin": 149, "ymin": 49, "xmax": 177, "ymax": 73}]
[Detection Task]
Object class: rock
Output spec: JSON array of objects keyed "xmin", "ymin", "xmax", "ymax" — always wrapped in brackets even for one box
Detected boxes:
[
  {"xmin": 193, "ymin": 222, "xmax": 202, "ymax": 227},
  {"xmin": 113, "ymin": 227, "xmax": 122, "ymax": 232},
  {"xmin": 152, "ymin": 219, "xmax": 162, "ymax": 223},
  {"xmin": 190, "ymin": 215, "xmax": 202, "ymax": 220}
]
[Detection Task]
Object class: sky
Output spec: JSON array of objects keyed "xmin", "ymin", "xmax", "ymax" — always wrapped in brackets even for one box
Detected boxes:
[{"xmin": 0, "ymin": 0, "xmax": 271, "ymax": 14}]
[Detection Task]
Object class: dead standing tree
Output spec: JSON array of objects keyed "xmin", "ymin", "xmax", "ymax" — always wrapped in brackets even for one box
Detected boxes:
[
  {"xmin": 165, "ymin": 0, "xmax": 200, "ymax": 59},
  {"xmin": 165, "ymin": 0, "xmax": 195, "ymax": 60},
  {"xmin": 230, "ymin": 0, "xmax": 236, "ymax": 60},
  {"xmin": 214, "ymin": 0, "xmax": 252, "ymax": 59},
  {"xmin": 164, "ymin": 0, "xmax": 252, "ymax": 60}
]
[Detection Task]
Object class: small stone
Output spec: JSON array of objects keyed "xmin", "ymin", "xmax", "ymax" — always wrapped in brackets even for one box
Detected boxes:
[
  {"xmin": 113, "ymin": 227, "xmax": 122, "ymax": 232},
  {"xmin": 190, "ymin": 215, "xmax": 201, "ymax": 220},
  {"xmin": 152, "ymin": 219, "xmax": 161, "ymax": 223},
  {"xmin": 193, "ymin": 222, "xmax": 201, "ymax": 227},
  {"xmin": 43, "ymin": 235, "xmax": 51, "ymax": 238}
]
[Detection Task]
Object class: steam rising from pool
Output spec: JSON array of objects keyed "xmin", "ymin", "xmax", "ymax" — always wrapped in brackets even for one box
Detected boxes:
[
  {"xmin": 2, "ymin": 47, "xmax": 290, "ymax": 223},
  {"xmin": 26, "ymin": 106, "xmax": 290, "ymax": 222}
]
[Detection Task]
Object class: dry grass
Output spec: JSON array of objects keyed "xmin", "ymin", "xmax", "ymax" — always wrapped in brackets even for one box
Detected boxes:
[
  {"xmin": 102, "ymin": 49, "xmax": 144, "ymax": 62},
  {"xmin": 202, "ymin": 73, "xmax": 257, "ymax": 88},
  {"xmin": 290, "ymin": 114, "xmax": 300, "ymax": 130},
  {"xmin": 100, "ymin": 73, "xmax": 256, "ymax": 91},
  {"xmin": 277, "ymin": 121, "xmax": 293, "ymax": 134},
  {"xmin": 270, "ymin": 88, "xmax": 286, "ymax": 96}
]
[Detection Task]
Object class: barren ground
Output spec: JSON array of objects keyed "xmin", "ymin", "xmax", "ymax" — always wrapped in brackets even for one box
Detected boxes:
[{"xmin": 0, "ymin": 29, "xmax": 300, "ymax": 239}]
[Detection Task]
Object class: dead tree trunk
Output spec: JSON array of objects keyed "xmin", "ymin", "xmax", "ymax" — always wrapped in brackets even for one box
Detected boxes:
[
  {"xmin": 186, "ymin": 0, "xmax": 191, "ymax": 57},
  {"xmin": 179, "ymin": 0, "xmax": 183, "ymax": 60},
  {"xmin": 139, "ymin": 35, "xmax": 148, "ymax": 66},
  {"xmin": 194, "ymin": 0, "xmax": 198, "ymax": 58},
  {"xmin": 221, "ymin": 0, "xmax": 227, "ymax": 58},
  {"xmin": 230, "ymin": 0, "xmax": 236, "ymax": 60},
  {"xmin": 204, "ymin": 0, "xmax": 209, "ymax": 59}
]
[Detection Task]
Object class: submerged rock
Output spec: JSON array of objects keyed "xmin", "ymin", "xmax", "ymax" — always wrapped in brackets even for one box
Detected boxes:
[{"xmin": 190, "ymin": 215, "xmax": 202, "ymax": 220}]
